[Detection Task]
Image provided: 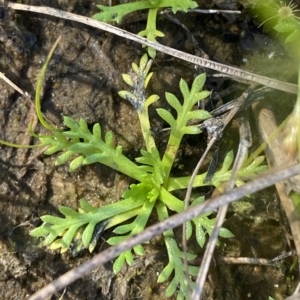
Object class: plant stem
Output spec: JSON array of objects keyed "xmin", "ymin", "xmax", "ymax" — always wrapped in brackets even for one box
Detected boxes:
[{"xmin": 137, "ymin": 106, "xmax": 156, "ymax": 152}]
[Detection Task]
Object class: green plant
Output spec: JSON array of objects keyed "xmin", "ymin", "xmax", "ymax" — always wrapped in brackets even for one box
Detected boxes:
[
  {"xmin": 248, "ymin": 0, "xmax": 300, "ymax": 166},
  {"xmin": 245, "ymin": 0, "xmax": 300, "ymax": 43},
  {"xmin": 92, "ymin": 0, "xmax": 198, "ymax": 58},
  {"xmin": 27, "ymin": 51, "xmax": 269, "ymax": 299}
]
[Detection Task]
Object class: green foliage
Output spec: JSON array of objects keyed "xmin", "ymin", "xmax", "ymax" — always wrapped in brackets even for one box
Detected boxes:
[
  {"xmin": 186, "ymin": 197, "xmax": 234, "ymax": 247},
  {"xmin": 250, "ymin": 0, "xmax": 300, "ymax": 169},
  {"xmin": 157, "ymin": 231, "xmax": 198, "ymax": 299},
  {"xmin": 28, "ymin": 54, "xmax": 268, "ymax": 299},
  {"xmin": 39, "ymin": 116, "xmax": 146, "ymax": 180},
  {"xmin": 92, "ymin": 0, "xmax": 198, "ymax": 57},
  {"xmin": 30, "ymin": 197, "xmax": 146, "ymax": 252},
  {"xmin": 247, "ymin": 0, "xmax": 300, "ymax": 43},
  {"xmin": 93, "ymin": 0, "xmax": 197, "ymax": 23},
  {"xmin": 167, "ymin": 150, "xmax": 268, "ymax": 192}
]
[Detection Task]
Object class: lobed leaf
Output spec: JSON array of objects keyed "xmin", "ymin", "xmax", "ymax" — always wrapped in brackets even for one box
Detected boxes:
[
  {"xmin": 156, "ymin": 108, "xmax": 176, "ymax": 126},
  {"xmin": 145, "ymin": 94, "xmax": 159, "ymax": 107},
  {"xmin": 168, "ymin": 0, "xmax": 198, "ymax": 13},
  {"xmin": 55, "ymin": 150, "xmax": 75, "ymax": 166},
  {"xmin": 193, "ymin": 90, "xmax": 211, "ymax": 103},
  {"xmin": 118, "ymin": 90, "xmax": 137, "ymax": 102},
  {"xmin": 83, "ymin": 153, "xmax": 108, "ymax": 165},
  {"xmin": 113, "ymin": 223, "xmax": 134, "ymax": 234},
  {"xmin": 144, "ymin": 72, "xmax": 154, "ymax": 89},
  {"xmin": 125, "ymin": 249, "xmax": 134, "ymax": 266},
  {"xmin": 186, "ymin": 109, "xmax": 211, "ymax": 121},
  {"xmin": 195, "ymin": 222, "xmax": 206, "ymax": 248},
  {"xmin": 43, "ymin": 144, "xmax": 65, "ymax": 155},
  {"xmin": 181, "ymin": 126, "xmax": 201, "ymax": 135},
  {"xmin": 69, "ymin": 155, "xmax": 84, "ymax": 171},
  {"xmin": 140, "ymin": 53, "xmax": 149, "ymax": 72},
  {"xmin": 62, "ymin": 131, "xmax": 81, "ymax": 140},
  {"xmin": 190, "ymin": 73, "xmax": 206, "ymax": 95},
  {"xmin": 79, "ymin": 199, "xmax": 98, "ymax": 213},
  {"xmin": 82, "ymin": 221, "xmax": 97, "ymax": 247},
  {"xmin": 220, "ymin": 150, "xmax": 234, "ymax": 173},
  {"xmin": 107, "ymin": 235, "xmax": 127, "ymax": 245},
  {"xmin": 113, "ymin": 253, "xmax": 126, "ymax": 273},
  {"xmin": 49, "ymin": 239, "xmax": 64, "ymax": 250},
  {"xmin": 59, "ymin": 206, "xmax": 80, "ymax": 218},
  {"xmin": 136, "ymin": 165, "xmax": 153, "ymax": 173},
  {"xmin": 185, "ymin": 220, "xmax": 193, "ymax": 240},
  {"xmin": 147, "ymin": 187, "xmax": 160, "ymax": 202},
  {"xmin": 30, "ymin": 224, "xmax": 51, "ymax": 237},
  {"xmin": 40, "ymin": 215, "xmax": 66, "ymax": 225},
  {"xmin": 165, "ymin": 92, "xmax": 182, "ymax": 112},
  {"xmin": 179, "ymin": 78, "xmax": 189, "ymax": 99},
  {"xmin": 64, "ymin": 116, "xmax": 80, "ymax": 130},
  {"xmin": 219, "ymin": 227, "xmax": 235, "ymax": 239},
  {"xmin": 157, "ymin": 262, "xmax": 174, "ymax": 283},
  {"xmin": 44, "ymin": 232, "xmax": 59, "ymax": 246},
  {"xmin": 122, "ymin": 73, "xmax": 134, "ymax": 87},
  {"xmin": 62, "ymin": 224, "xmax": 82, "ymax": 248},
  {"xmin": 133, "ymin": 244, "xmax": 145, "ymax": 256},
  {"xmin": 132, "ymin": 62, "xmax": 139, "ymax": 75},
  {"xmin": 104, "ymin": 131, "xmax": 114, "ymax": 148},
  {"xmin": 92, "ymin": 123, "xmax": 102, "ymax": 141},
  {"xmin": 165, "ymin": 277, "xmax": 178, "ymax": 298},
  {"xmin": 122, "ymin": 183, "xmax": 151, "ymax": 201},
  {"xmin": 188, "ymin": 265, "xmax": 200, "ymax": 277}
]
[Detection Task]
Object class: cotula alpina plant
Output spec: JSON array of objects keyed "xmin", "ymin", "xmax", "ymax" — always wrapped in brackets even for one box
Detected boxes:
[{"xmin": 26, "ymin": 44, "xmax": 268, "ymax": 298}]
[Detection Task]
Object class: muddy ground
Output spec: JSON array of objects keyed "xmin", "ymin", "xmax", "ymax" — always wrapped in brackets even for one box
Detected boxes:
[{"xmin": 0, "ymin": 0, "xmax": 300, "ymax": 299}]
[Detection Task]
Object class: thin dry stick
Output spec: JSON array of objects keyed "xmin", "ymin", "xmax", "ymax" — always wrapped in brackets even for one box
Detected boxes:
[
  {"xmin": 253, "ymin": 103, "xmax": 300, "ymax": 293},
  {"xmin": 0, "ymin": 72, "xmax": 25, "ymax": 95},
  {"xmin": 195, "ymin": 207, "xmax": 229, "ymax": 300},
  {"xmin": 182, "ymin": 86, "xmax": 252, "ymax": 297},
  {"xmin": 188, "ymin": 9, "xmax": 241, "ymax": 14},
  {"xmin": 221, "ymin": 249, "xmax": 295, "ymax": 265},
  {"xmin": 28, "ymin": 163, "xmax": 300, "ymax": 300},
  {"xmin": 7, "ymin": 2, "xmax": 298, "ymax": 94},
  {"xmin": 182, "ymin": 136, "xmax": 218, "ymax": 297},
  {"xmin": 193, "ymin": 112, "xmax": 252, "ymax": 300}
]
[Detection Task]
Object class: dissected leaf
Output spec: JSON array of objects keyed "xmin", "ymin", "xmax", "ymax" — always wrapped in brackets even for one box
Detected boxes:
[
  {"xmin": 181, "ymin": 126, "xmax": 202, "ymax": 135},
  {"xmin": 165, "ymin": 92, "xmax": 182, "ymax": 111},
  {"xmin": 113, "ymin": 253, "xmax": 126, "ymax": 273},
  {"xmin": 122, "ymin": 73, "xmax": 134, "ymax": 87},
  {"xmin": 156, "ymin": 108, "xmax": 176, "ymax": 126},
  {"xmin": 82, "ymin": 221, "xmax": 97, "ymax": 247},
  {"xmin": 179, "ymin": 78, "xmax": 189, "ymax": 99},
  {"xmin": 157, "ymin": 262, "xmax": 174, "ymax": 283},
  {"xmin": 219, "ymin": 227, "xmax": 235, "ymax": 238},
  {"xmin": 63, "ymin": 116, "xmax": 80, "ymax": 130},
  {"xmin": 133, "ymin": 244, "xmax": 145, "ymax": 256},
  {"xmin": 79, "ymin": 199, "xmax": 98, "ymax": 213},
  {"xmin": 59, "ymin": 206, "xmax": 80, "ymax": 218},
  {"xmin": 30, "ymin": 224, "xmax": 52, "ymax": 237},
  {"xmin": 62, "ymin": 225, "xmax": 82, "ymax": 248},
  {"xmin": 55, "ymin": 150, "xmax": 75, "ymax": 166},
  {"xmin": 186, "ymin": 109, "xmax": 211, "ymax": 121},
  {"xmin": 113, "ymin": 223, "xmax": 134, "ymax": 234},
  {"xmin": 190, "ymin": 73, "xmax": 206, "ymax": 95},
  {"xmin": 69, "ymin": 155, "xmax": 84, "ymax": 171}
]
